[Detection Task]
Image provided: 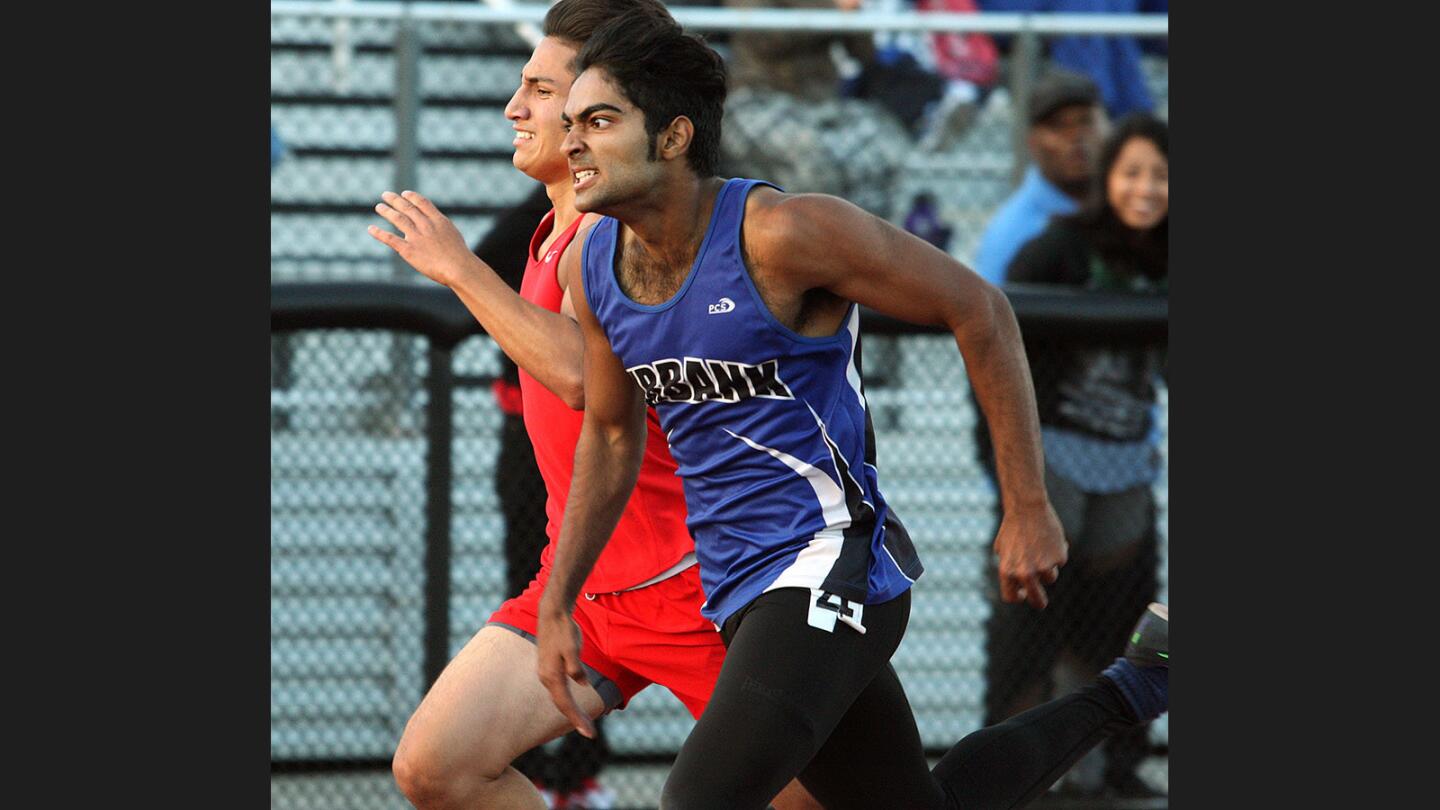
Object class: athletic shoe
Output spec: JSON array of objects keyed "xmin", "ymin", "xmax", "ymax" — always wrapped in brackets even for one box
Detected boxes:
[
  {"xmin": 1124, "ymin": 602, "xmax": 1168, "ymax": 668},
  {"xmin": 566, "ymin": 776, "xmax": 617, "ymax": 810}
]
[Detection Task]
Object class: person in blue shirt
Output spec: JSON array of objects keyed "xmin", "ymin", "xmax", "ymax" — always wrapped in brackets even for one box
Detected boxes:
[
  {"xmin": 973, "ymin": 69, "xmax": 1104, "ymax": 284},
  {"xmin": 980, "ymin": 0, "xmax": 1164, "ymax": 119}
]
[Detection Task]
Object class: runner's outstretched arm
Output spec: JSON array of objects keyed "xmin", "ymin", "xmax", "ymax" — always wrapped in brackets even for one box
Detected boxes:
[{"xmin": 369, "ymin": 190, "xmax": 593, "ymax": 408}]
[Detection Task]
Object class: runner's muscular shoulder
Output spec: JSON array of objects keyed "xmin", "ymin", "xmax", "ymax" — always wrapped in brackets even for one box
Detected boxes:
[
  {"xmin": 742, "ymin": 187, "xmax": 988, "ymax": 330},
  {"xmin": 740, "ymin": 188, "xmax": 870, "ymax": 284},
  {"xmin": 739, "ymin": 188, "xmax": 851, "ymax": 334}
]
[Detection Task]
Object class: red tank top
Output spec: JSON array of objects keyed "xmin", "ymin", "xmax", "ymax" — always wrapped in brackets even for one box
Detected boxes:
[{"xmin": 518, "ymin": 209, "xmax": 693, "ymax": 592}]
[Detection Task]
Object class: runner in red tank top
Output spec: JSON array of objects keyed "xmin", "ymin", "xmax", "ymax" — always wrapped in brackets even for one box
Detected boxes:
[
  {"xmin": 364, "ymin": 2, "xmax": 820, "ymax": 809},
  {"xmin": 518, "ymin": 207, "xmax": 693, "ymax": 593}
]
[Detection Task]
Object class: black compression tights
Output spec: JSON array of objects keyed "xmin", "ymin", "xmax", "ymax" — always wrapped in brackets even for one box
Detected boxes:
[{"xmin": 660, "ymin": 588, "xmax": 1138, "ymax": 810}]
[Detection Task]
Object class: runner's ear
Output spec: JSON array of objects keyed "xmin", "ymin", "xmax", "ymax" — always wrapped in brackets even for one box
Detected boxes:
[{"xmin": 656, "ymin": 115, "xmax": 693, "ymax": 163}]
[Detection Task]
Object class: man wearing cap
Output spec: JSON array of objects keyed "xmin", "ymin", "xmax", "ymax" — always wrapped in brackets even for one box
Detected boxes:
[{"xmin": 973, "ymin": 70, "xmax": 1105, "ymax": 284}]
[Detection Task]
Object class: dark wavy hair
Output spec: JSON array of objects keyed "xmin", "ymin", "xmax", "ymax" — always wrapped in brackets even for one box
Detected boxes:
[
  {"xmin": 1066, "ymin": 112, "xmax": 1169, "ymax": 282},
  {"xmin": 574, "ymin": 9, "xmax": 728, "ymax": 177},
  {"xmin": 543, "ymin": 0, "xmax": 675, "ymax": 46}
]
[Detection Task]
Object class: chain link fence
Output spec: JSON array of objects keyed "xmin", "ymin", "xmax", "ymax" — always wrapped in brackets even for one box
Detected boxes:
[
  {"xmin": 271, "ymin": 290, "xmax": 1166, "ymax": 809},
  {"xmin": 272, "ymin": 5, "xmax": 1167, "ymax": 808}
]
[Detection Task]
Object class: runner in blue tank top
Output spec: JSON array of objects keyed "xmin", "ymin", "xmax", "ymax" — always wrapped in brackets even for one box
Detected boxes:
[
  {"xmin": 580, "ymin": 176, "xmax": 922, "ymax": 632},
  {"xmin": 536, "ymin": 12, "xmax": 1170, "ymax": 810}
]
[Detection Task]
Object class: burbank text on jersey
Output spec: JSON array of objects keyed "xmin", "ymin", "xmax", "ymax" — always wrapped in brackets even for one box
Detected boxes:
[{"xmin": 627, "ymin": 358, "xmax": 795, "ymax": 405}]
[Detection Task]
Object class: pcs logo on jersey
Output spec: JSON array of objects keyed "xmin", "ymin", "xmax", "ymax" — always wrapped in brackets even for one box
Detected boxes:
[{"xmin": 627, "ymin": 357, "xmax": 794, "ymax": 405}]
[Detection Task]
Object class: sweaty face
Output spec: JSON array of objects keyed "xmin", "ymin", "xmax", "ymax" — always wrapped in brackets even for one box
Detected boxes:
[
  {"xmin": 504, "ymin": 37, "xmax": 579, "ymax": 185},
  {"xmin": 1107, "ymin": 136, "xmax": 1169, "ymax": 231},
  {"xmin": 561, "ymin": 68, "xmax": 665, "ymax": 214},
  {"xmin": 1029, "ymin": 104, "xmax": 1104, "ymax": 191}
]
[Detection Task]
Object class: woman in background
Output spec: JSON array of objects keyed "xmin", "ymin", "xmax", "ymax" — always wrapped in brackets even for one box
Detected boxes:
[
  {"xmin": 987, "ymin": 112, "xmax": 1169, "ymax": 799},
  {"xmin": 1008, "ymin": 112, "xmax": 1167, "ymax": 290}
]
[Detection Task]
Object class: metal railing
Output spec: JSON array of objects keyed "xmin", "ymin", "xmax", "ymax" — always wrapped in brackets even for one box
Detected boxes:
[{"xmin": 271, "ymin": 2, "xmax": 1168, "ymax": 34}]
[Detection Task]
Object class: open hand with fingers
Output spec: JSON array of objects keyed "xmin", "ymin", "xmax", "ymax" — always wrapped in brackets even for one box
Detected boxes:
[
  {"xmin": 535, "ymin": 604, "xmax": 598, "ymax": 739},
  {"xmin": 367, "ymin": 190, "xmax": 480, "ymax": 288},
  {"xmin": 994, "ymin": 503, "xmax": 1068, "ymax": 610}
]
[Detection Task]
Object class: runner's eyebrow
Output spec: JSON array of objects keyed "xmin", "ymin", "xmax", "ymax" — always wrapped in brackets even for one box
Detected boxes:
[{"xmin": 570, "ymin": 103, "xmax": 624, "ymax": 123}]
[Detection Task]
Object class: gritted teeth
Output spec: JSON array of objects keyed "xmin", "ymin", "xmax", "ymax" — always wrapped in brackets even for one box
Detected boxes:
[
  {"xmin": 516, "ymin": 131, "xmax": 535, "ymax": 140},
  {"xmin": 574, "ymin": 169, "xmax": 598, "ymax": 180}
]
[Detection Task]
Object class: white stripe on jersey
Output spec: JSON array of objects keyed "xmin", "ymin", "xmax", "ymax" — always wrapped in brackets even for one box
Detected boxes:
[
  {"xmin": 845, "ymin": 308, "xmax": 866, "ymax": 412},
  {"xmin": 805, "ymin": 401, "xmax": 876, "ymax": 515},
  {"xmin": 722, "ymin": 428, "xmax": 851, "ymax": 529},
  {"xmin": 763, "ymin": 528, "xmax": 846, "ymax": 595}
]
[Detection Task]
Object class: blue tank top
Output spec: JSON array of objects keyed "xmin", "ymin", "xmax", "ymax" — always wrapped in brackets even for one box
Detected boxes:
[{"xmin": 581, "ymin": 178, "xmax": 923, "ymax": 629}]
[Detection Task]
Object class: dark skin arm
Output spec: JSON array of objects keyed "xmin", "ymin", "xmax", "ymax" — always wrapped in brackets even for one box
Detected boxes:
[
  {"xmin": 534, "ymin": 230, "xmax": 649, "ymax": 739},
  {"xmin": 744, "ymin": 189, "xmax": 1067, "ymax": 609}
]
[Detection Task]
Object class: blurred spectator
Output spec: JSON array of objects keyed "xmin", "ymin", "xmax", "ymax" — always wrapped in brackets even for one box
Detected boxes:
[
  {"xmin": 719, "ymin": 0, "xmax": 912, "ymax": 219},
  {"xmin": 921, "ymin": 0, "xmax": 1000, "ymax": 89},
  {"xmin": 984, "ymin": 112, "xmax": 1169, "ymax": 800},
  {"xmin": 980, "ymin": 0, "xmax": 1165, "ymax": 118},
  {"xmin": 1008, "ymin": 112, "xmax": 1166, "ymax": 289},
  {"xmin": 845, "ymin": 41, "xmax": 946, "ymax": 138},
  {"xmin": 471, "ymin": 183, "xmax": 616, "ymax": 809},
  {"xmin": 972, "ymin": 69, "xmax": 1103, "ymax": 283},
  {"xmin": 726, "ymin": 0, "xmax": 871, "ymax": 102},
  {"xmin": 912, "ymin": 0, "xmax": 1001, "ymax": 151}
]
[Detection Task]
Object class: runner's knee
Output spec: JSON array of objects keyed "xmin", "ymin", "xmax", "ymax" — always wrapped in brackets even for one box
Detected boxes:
[
  {"xmin": 392, "ymin": 728, "xmax": 510, "ymax": 808},
  {"xmin": 392, "ymin": 743, "xmax": 456, "ymax": 808}
]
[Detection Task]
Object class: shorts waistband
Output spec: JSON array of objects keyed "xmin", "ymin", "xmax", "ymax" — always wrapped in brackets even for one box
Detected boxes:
[{"xmin": 584, "ymin": 551, "xmax": 698, "ymax": 599}]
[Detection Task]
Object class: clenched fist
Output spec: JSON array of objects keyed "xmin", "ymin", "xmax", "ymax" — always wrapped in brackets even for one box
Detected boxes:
[{"xmin": 993, "ymin": 502, "xmax": 1068, "ymax": 610}]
